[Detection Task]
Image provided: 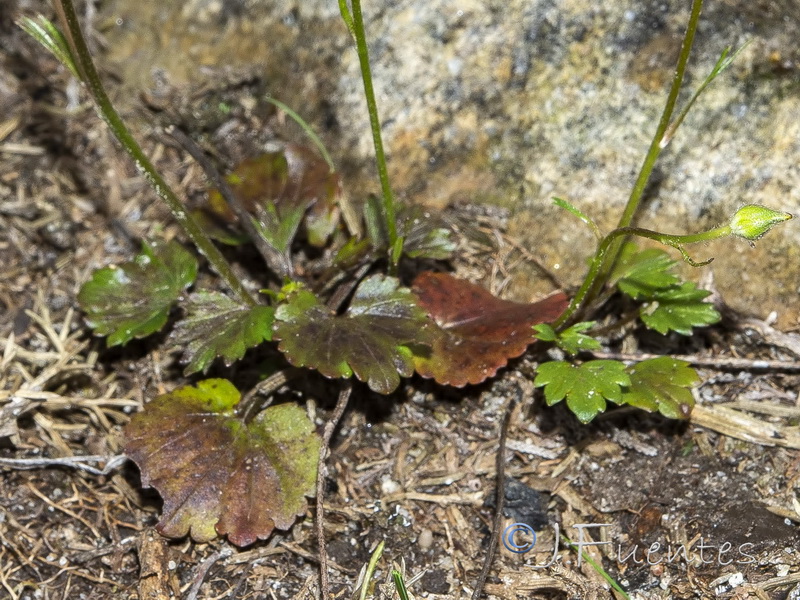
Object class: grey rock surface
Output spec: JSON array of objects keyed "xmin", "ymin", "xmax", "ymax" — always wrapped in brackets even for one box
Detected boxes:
[{"xmin": 97, "ymin": 0, "xmax": 800, "ymax": 326}]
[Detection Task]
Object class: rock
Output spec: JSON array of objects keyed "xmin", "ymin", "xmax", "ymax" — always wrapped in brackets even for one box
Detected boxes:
[{"xmin": 97, "ymin": 0, "xmax": 800, "ymax": 326}]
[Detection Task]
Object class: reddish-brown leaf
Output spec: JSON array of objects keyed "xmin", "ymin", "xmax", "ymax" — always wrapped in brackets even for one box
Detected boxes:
[
  {"xmin": 411, "ymin": 272, "xmax": 568, "ymax": 386},
  {"xmin": 125, "ymin": 379, "xmax": 320, "ymax": 546}
]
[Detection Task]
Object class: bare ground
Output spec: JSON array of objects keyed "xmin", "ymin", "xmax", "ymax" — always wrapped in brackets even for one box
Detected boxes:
[{"xmin": 2, "ymin": 7, "xmax": 800, "ymax": 600}]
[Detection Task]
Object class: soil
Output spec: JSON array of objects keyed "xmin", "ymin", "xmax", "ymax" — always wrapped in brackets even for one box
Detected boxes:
[{"xmin": 1, "ymin": 3, "xmax": 800, "ymax": 600}]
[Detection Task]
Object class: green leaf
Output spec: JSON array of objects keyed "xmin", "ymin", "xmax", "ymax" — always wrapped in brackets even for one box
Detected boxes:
[
  {"xmin": 125, "ymin": 379, "xmax": 320, "ymax": 546},
  {"xmin": 273, "ymin": 275, "xmax": 432, "ymax": 394},
  {"xmin": 640, "ymin": 282, "xmax": 721, "ymax": 335},
  {"xmin": 364, "ymin": 194, "xmax": 388, "ymax": 250},
  {"xmin": 170, "ymin": 291, "xmax": 275, "ymax": 375},
  {"xmin": 612, "ymin": 243, "xmax": 681, "ymax": 299},
  {"xmin": 552, "ymin": 197, "xmax": 601, "ymax": 240},
  {"xmin": 18, "ymin": 16, "xmax": 80, "ymax": 79},
  {"xmin": 621, "ymin": 357, "xmax": 698, "ymax": 419},
  {"xmin": 533, "ymin": 322, "xmax": 602, "ymax": 355},
  {"xmin": 252, "ymin": 202, "xmax": 306, "ymax": 255},
  {"xmin": 534, "ymin": 360, "xmax": 631, "ymax": 423},
  {"xmin": 77, "ymin": 240, "xmax": 197, "ymax": 346},
  {"xmin": 398, "ymin": 206, "xmax": 456, "ymax": 260}
]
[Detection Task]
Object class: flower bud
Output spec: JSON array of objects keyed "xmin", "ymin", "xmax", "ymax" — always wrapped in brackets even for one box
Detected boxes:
[{"xmin": 729, "ymin": 205, "xmax": 792, "ymax": 241}]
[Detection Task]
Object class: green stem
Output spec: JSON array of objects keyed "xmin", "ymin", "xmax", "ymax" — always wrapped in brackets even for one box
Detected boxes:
[
  {"xmin": 617, "ymin": 0, "xmax": 704, "ymax": 230},
  {"xmin": 265, "ymin": 97, "xmax": 336, "ymax": 173},
  {"xmin": 573, "ymin": 0, "xmax": 704, "ymax": 317},
  {"xmin": 348, "ymin": 0, "xmax": 399, "ymax": 253},
  {"xmin": 53, "ymin": 0, "xmax": 256, "ymax": 306},
  {"xmin": 554, "ymin": 221, "xmax": 729, "ymax": 328}
]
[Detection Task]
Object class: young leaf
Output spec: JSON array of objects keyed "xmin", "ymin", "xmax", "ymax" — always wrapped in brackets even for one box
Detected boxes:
[
  {"xmin": 169, "ymin": 291, "xmax": 275, "ymax": 375},
  {"xmin": 206, "ymin": 144, "xmax": 341, "ymax": 248},
  {"xmin": 77, "ymin": 240, "xmax": 197, "ymax": 346},
  {"xmin": 533, "ymin": 322, "xmax": 602, "ymax": 355},
  {"xmin": 640, "ymin": 282, "xmax": 721, "ymax": 335},
  {"xmin": 18, "ymin": 16, "xmax": 80, "ymax": 79},
  {"xmin": 612, "ymin": 243, "xmax": 681, "ymax": 299},
  {"xmin": 621, "ymin": 357, "xmax": 698, "ymax": 419},
  {"xmin": 398, "ymin": 206, "xmax": 456, "ymax": 260},
  {"xmin": 273, "ymin": 275, "xmax": 431, "ymax": 394},
  {"xmin": 124, "ymin": 379, "xmax": 320, "ymax": 546},
  {"xmin": 411, "ymin": 272, "xmax": 568, "ymax": 387},
  {"xmin": 534, "ymin": 360, "xmax": 631, "ymax": 423},
  {"xmin": 252, "ymin": 202, "xmax": 306, "ymax": 255}
]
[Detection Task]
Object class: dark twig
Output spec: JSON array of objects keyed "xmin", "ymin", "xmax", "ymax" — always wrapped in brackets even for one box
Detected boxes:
[
  {"xmin": 239, "ymin": 368, "xmax": 303, "ymax": 422},
  {"xmin": 165, "ymin": 126, "xmax": 290, "ymax": 277},
  {"xmin": 317, "ymin": 383, "xmax": 352, "ymax": 600},
  {"xmin": 471, "ymin": 397, "xmax": 516, "ymax": 600},
  {"xmin": 326, "ymin": 261, "xmax": 373, "ymax": 311}
]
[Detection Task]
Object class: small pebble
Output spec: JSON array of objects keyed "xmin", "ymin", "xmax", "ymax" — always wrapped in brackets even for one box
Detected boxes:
[{"xmin": 418, "ymin": 528, "xmax": 433, "ymax": 550}]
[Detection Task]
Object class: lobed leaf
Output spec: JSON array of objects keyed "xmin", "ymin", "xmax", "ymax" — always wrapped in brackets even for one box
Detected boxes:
[
  {"xmin": 273, "ymin": 275, "xmax": 431, "ymax": 394},
  {"xmin": 640, "ymin": 282, "xmax": 721, "ymax": 335},
  {"xmin": 612, "ymin": 243, "xmax": 681, "ymax": 299},
  {"xmin": 124, "ymin": 379, "xmax": 320, "ymax": 546},
  {"xmin": 612, "ymin": 243, "xmax": 720, "ymax": 336},
  {"xmin": 534, "ymin": 360, "xmax": 630, "ymax": 423},
  {"xmin": 205, "ymin": 144, "xmax": 341, "ymax": 248},
  {"xmin": 412, "ymin": 272, "xmax": 568, "ymax": 387},
  {"xmin": 169, "ymin": 291, "xmax": 275, "ymax": 375},
  {"xmin": 77, "ymin": 240, "xmax": 197, "ymax": 346},
  {"xmin": 621, "ymin": 357, "xmax": 698, "ymax": 419},
  {"xmin": 533, "ymin": 322, "xmax": 602, "ymax": 355}
]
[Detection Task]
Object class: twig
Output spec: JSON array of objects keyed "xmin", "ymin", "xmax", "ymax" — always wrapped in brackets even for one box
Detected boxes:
[
  {"xmin": 471, "ymin": 397, "xmax": 516, "ymax": 600},
  {"xmin": 589, "ymin": 351, "xmax": 800, "ymax": 372},
  {"xmin": 317, "ymin": 383, "xmax": 352, "ymax": 600},
  {"xmin": 0, "ymin": 455, "xmax": 127, "ymax": 476},
  {"xmin": 326, "ymin": 261, "xmax": 372, "ymax": 312},
  {"xmin": 239, "ymin": 368, "xmax": 302, "ymax": 421},
  {"xmin": 184, "ymin": 547, "xmax": 233, "ymax": 600},
  {"xmin": 71, "ymin": 536, "xmax": 136, "ymax": 564},
  {"xmin": 165, "ymin": 126, "xmax": 289, "ymax": 277}
]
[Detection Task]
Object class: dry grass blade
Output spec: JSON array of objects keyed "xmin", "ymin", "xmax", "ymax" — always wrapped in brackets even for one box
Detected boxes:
[{"xmin": 690, "ymin": 404, "xmax": 800, "ymax": 448}]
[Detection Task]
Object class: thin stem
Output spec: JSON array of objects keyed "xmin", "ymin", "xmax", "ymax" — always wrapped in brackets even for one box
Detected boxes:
[
  {"xmin": 348, "ymin": 0, "xmax": 399, "ymax": 252},
  {"xmin": 662, "ymin": 43, "xmax": 748, "ymax": 148},
  {"xmin": 53, "ymin": 0, "xmax": 255, "ymax": 306},
  {"xmin": 617, "ymin": 0, "xmax": 704, "ymax": 230},
  {"xmin": 571, "ymin": 0, "xmax": 705, "ymax": 319},
  {"xmin": 316, "ymin": 383, "xmax": 352, "ymax": 600},
  {"xmin": 471, "ymin": 396, "xmax": 515, "ymax": 600},
  {"xmin": 554, "ymin": 221, "xmax": 730, "ymax": 328},
  {"xmin": 337, "ymin": 0, "xmax": 355, "ymax": 36}
]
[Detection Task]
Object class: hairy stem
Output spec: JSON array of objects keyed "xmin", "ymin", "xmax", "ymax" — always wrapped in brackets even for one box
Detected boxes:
[
  {"xmin": 554, "ymin": 220, "xmax": 729, "ymax": 328},
  {"xmin": 561, "ymin": 0, "xmax": 705, "ymax": 324},
  {"xmin": 53, "ymin": 0, "xmax": 255, "ymax": 306}
]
